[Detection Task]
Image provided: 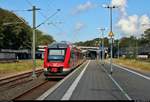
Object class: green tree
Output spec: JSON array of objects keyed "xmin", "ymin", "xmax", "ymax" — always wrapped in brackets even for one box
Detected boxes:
[
  {"xmin": 75, "ymin": 37, "xmax": 109, "ymax": 47},
  {"xmin": 37, "ymin": 34, "xmax": 54, "ymax": 45},
  {"xmin": 0, "ymin": 8, "xmax": 55, "ymax": 50},
  {"xmin": 143, "ymin": 28, "xmax": 150, "ymax": 45}
]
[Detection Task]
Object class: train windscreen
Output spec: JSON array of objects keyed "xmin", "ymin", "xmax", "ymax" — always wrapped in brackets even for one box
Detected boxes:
[{"xmin": 48, "ymin": 49, "xmax": 66, "ymax": 62}]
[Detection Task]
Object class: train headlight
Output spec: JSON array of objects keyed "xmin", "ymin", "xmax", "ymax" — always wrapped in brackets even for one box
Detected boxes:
[{"xmin": 44, "ymin": 68, "xmax": 48, "ymax": 71}]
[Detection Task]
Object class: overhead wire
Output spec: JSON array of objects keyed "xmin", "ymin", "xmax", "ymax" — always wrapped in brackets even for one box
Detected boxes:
[
  {"xmin": 25, "ymin": 0, "xmax": 33, "ymax": 7},
  {"xmin": 36, "ymin": 9, "xmax": 61, "ymax": 28},
  {"xmin": 24, "ymin": 0, "xmax": 65, "ymax": 35},
  {"xmin": 38, "ymin": 10, "xmax": 63, "ymax": 31}
]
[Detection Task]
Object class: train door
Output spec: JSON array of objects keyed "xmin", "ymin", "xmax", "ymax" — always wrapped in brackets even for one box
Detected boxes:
[{"xmin": 70, "ymin": 50, "xmax": 76, "ymax": 68}]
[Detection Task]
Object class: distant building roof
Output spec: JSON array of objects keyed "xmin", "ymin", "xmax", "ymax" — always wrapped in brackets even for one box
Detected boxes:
[
  {"xmin": 0, "ymin": 49, "xmax": 30, "ymax": 53},
  {"xmin": 48, "ymin": 41, "xmax": 72, "ymax": 49}
]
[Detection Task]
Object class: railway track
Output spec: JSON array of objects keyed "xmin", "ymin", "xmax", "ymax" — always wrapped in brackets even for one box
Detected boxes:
[
  {"xmin": 12, "ymin": 63, "xmax": 85, "ymax": 100},
  {"xmin": 0, "ymin": 69, "xmax": 43, "ymax": 90},
  {"xmin": 13, "ymin": 80, "xmax": 58, "ymax": 100},
  {"xmin": 0, "ymin": 62, "xmax": 85, "ymax": 100}
]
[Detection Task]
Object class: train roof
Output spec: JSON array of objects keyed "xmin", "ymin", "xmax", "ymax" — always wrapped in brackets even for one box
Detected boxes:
[{"xmin": 48, "ymin": 41, "xmax": 73, "ymax": 49}]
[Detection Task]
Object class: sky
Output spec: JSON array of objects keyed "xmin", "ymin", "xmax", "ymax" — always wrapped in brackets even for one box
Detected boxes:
[{"xmin": 0, "ymin": 0, "xmax": 150, "ymax": 43}]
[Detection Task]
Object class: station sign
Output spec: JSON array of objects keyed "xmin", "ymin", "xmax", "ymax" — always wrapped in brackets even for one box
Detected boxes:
[{"xmin": 109, "ymin": 31, "xmax": 114, "ymax": 37}]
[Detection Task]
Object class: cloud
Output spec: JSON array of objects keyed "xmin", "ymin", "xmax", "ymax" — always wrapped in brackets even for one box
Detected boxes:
[
  {"xmin": 139, "ymin": 15, "xmax": 150, "ymax": 32},
  {"xmin": 117, "ymin": 14, "xmax": 150, "ymax": 37},
  {"xmin": 111, "ymin": 0, "xmax": 150, "ymax": 37},
  {"xmin": 71, "ymin": 1, "xmax": 96, "ymax": 15},
  {"xmin": 74, "ymin": 22, "xmax": 85, "ymax": 32},
  {"xmin": 117, "ymin": 15, "xmax": 138, "ymax": 35},
  {"xmin": 111, "ymin": 0, "xmax": 127, "ymax": 17}
]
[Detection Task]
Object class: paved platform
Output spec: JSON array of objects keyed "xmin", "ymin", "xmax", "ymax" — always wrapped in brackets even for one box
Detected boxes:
[
  {"xmin": 69, "ymin": 60, "xmax": 127, "ymax": 100},
  {"xmin": 37, "ymin": 60, "xmax": 128, "ymax": 100},
  {"xmin": 103, "ymin": 62, "xmax": 150, "ymax": 100}
]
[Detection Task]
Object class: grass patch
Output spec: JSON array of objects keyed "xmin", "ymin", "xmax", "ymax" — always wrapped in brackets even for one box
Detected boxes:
[
  {"xmin": 0, "ymin": 59, "xmax": 44, "ymax": 75},
  {"xmin": 113, "ymin": 58, "xmax": 150, "ymax": 72}
]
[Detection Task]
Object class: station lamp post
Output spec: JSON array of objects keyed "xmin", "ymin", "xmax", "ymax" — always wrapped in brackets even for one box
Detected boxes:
[{"xmin": 103, "ymin": 4, "xmax": 119, "ymax": 74}]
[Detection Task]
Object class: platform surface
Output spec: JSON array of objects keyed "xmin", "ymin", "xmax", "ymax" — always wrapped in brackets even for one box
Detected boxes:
[{"xmin": 38, "ymin": 60, "xmax": 150, "ymax": 100}]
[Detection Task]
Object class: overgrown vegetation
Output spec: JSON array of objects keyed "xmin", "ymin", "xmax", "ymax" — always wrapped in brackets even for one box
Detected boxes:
[
  {"xmin": 0, "ymin": 59, "xmax": 43, "ymax": 76},
  {"xmin": 113, "ymin": 58, "xmax": 150, "ymax": 72},
  {"xmin": 0, "ymin": 8, "xmax": 54, "ymax": 50},
  {"xmin": 75, "ymin": 28, "xmax": 150, "ymax": 47},
  {"xmin": 75, "ymin": 29, "xmax": 150, "ymax": 58}
]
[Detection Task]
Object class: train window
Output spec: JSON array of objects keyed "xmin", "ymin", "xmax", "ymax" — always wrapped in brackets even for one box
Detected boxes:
[
  {"xmin": 48, "ymin": 49, "xmax": 66, "ymax": 62},
  {"xmin": 71, "ymin": 51, "xmax": 75, "ymax": 59}
]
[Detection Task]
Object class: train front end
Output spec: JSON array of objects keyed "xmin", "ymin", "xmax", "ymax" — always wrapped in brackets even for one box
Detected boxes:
[{"xmin": 43, "ymin": 42, "xmax": 71, "ymax": 78}]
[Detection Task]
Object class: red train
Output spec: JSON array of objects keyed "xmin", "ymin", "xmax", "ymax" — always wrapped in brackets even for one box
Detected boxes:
[{"xmin": 43, "ymin": 41, "xmax": 84, "ymax": 78}]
